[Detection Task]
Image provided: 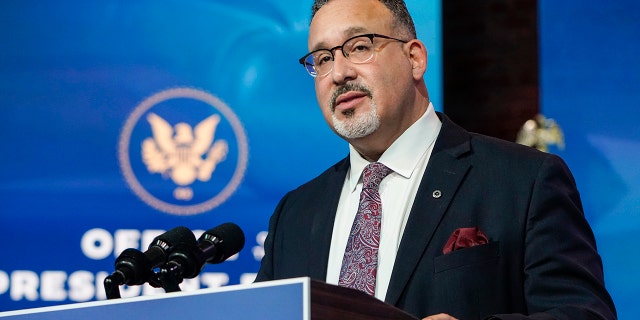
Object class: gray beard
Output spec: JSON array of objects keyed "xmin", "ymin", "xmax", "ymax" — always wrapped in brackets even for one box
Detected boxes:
[{"xmin": 331, "ymin": 100, "xmax": 380, "ymax": 139}]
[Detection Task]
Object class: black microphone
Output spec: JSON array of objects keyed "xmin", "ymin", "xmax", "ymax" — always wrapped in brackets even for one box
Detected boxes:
[
  {"xmin": 198, "ymin": 222, "xmax": 246, "ymax": 264},
  {"xmin": 161, "ymin": 223, "xmax": 245, "ymax": 280},
  {"xmin": 108, "ymin": 226, "xmax": 196, "ymax": 286}
]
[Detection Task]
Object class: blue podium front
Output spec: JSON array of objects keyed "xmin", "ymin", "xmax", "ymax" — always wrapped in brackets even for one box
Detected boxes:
[{"xmin": 0, "ymin": 278, "xmax": 309, "ymax": 320}]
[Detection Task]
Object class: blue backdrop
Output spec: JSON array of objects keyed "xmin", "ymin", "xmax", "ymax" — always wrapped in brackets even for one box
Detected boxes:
[
  {"xmin": 540, "ymin": 1, "xmax": 640, "ymax": 318},
  {"xmin": 1, "ymin": 0, "xmax": 637, "ymax": 318}
]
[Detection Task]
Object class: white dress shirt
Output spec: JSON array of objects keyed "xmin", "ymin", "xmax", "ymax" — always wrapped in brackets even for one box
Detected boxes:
[{"xmin": 325, "ymin": 104, "xmax": 442, "ymax": 301}]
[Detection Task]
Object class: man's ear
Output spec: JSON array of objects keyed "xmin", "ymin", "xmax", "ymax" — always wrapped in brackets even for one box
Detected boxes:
[{"xmin": 407, "ymin": 39, "xmax": 428, "ymax": 80}]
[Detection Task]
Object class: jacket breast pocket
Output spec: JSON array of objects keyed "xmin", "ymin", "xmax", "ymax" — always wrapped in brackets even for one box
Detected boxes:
[{"xmin": 434, "ymin": 241, "xmax": 500, "ymax": 273}]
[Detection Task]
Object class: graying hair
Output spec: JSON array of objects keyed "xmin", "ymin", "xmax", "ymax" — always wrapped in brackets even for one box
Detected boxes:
[{"xmin": 310, "ymin": 0, "xmax": 417, "ymax": 38}]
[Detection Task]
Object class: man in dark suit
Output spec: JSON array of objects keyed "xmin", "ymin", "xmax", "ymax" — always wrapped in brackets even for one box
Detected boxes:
[{"xmin": 255, "ymin": 0, "xmax": 617, "ymax": 319}]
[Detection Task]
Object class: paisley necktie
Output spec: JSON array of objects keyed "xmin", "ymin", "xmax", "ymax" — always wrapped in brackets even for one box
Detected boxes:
[{"xmin": 338, "ymin": 162, "xmax": 392, "ymax": 296}]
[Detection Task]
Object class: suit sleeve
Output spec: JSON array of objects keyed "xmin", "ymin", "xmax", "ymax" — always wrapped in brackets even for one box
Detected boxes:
[
  {"xmin": 489, "ymin": 155, "xmax": 616, "ymax": 320},
  {"xmin": 254, "ymin": 192, "xmax": 289, "ymax": 282}
]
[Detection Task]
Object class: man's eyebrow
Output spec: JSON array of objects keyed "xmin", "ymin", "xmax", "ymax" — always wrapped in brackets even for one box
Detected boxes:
[
  {"xmin": 310, "ymin": 26, "xmax": 370, "ymax": 51},
  {"xmin": 343, "ymin": 26, "xmax": 369, "ymax": 37}
]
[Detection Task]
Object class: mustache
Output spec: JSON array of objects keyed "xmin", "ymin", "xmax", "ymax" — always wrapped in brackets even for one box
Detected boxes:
[{"xmin": 329, "ymin": 83, "xmax": 373, "ymax": 112}]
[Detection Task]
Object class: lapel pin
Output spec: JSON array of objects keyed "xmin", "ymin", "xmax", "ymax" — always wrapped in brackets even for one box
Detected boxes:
[{"xmin": 432, "ymin": 190, "xmax": 442, "ymax": 199}]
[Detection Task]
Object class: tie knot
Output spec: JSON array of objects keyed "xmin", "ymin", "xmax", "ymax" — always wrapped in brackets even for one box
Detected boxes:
[{"xmin": 362, "ymin": 162, "xmax": 392, "ymax": 190}]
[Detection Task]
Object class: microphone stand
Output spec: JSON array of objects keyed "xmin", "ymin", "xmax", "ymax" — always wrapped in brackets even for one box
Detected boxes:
[
  {"xmin": 103, "ymin": 272, "xmax": 124, "ymax": 299},
  {"xmin": 155, "ymin": 261, "xmax": 184, "ymax": 293},
  {"xmin": 154, "ymin": 242, "xmax": 202, "ymax": 293}
]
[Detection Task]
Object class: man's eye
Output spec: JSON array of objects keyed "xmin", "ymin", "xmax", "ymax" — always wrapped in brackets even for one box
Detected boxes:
[
  {"xmin": 316, "ymin": 54, "xmax": 332, "ymax": 66},
  {"xmin": 346, "ymin": 41, "xmax": 373, "ymax": 58},
  {"xmin": 352, "ymin": 44, "xmax": 371, "ymax": 52}
]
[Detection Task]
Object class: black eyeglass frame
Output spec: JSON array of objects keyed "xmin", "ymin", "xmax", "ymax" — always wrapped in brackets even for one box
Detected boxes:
[{"xmin": 298, "ymin": 33, "xmax": 409, "ymax": 77}]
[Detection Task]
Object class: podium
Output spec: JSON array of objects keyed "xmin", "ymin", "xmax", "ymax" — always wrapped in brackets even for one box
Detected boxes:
[{"xmin": 0, "ymin": 277, "xmax": 418, "ymax": 319}]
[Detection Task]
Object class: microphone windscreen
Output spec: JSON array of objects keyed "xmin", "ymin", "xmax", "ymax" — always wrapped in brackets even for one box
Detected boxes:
[
  {"xmin": 152, "ymin": 226, "xmax": 197, "ymax": 249},
  {"xmin": 203, "ymin": 222, "xmax": 245, "ymax": 260}
]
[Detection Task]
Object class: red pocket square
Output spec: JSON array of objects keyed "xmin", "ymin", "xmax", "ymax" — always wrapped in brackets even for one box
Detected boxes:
[{"xmin": 443, "ymin": 227, "xmax": 489, "ymax": 254}]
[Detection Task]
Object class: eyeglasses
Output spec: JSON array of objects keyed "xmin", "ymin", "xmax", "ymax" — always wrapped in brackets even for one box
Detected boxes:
[{"xmin": 299, "ymin": 33, "xmax": 409, "ymax": 78}]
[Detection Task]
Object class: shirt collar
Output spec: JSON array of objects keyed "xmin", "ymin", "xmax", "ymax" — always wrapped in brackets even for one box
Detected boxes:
[{"xmin": 347, "ymin": 103, "xmax": 442, "ymax": 191}]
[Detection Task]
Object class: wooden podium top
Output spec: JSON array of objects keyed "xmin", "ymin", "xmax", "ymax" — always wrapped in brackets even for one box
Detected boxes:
[{"xmin": 311, "ymin": 280, "xmax": 418, "ymax": 320}]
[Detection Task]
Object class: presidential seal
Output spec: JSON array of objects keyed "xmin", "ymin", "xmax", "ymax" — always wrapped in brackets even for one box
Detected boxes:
[{"xmin": 118, "ymin": 87, "xmax": 248, "ymax": 215}]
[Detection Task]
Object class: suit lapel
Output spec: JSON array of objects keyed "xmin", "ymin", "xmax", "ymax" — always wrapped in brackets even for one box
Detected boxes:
[
  {"xmin": 308, "ymin": 158, "xmax": 350, "ymax": 280},
  {"xmin": 385, "ymin": 113, "xmax": 472, "ymax": 305}
]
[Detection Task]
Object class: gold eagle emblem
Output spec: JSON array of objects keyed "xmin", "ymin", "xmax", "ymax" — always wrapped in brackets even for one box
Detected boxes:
[
  {"xmin": 517, "ymin": 114, "xmax": 565, "ymax": 153},
  {"xmin": 141, "ymin": 113, "xmax": 229, "ymax": 191}
]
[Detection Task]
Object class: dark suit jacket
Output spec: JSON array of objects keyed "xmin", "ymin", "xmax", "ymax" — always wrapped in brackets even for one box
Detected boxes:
[{"xmin": 256, "ymin": 113, "xmax": 616, "ymax": 320}]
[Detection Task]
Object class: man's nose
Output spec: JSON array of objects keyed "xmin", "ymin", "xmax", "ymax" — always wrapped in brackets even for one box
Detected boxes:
[{"xmin": 330, "ymin": 51, "xmax": 357, "ymax": 84}]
